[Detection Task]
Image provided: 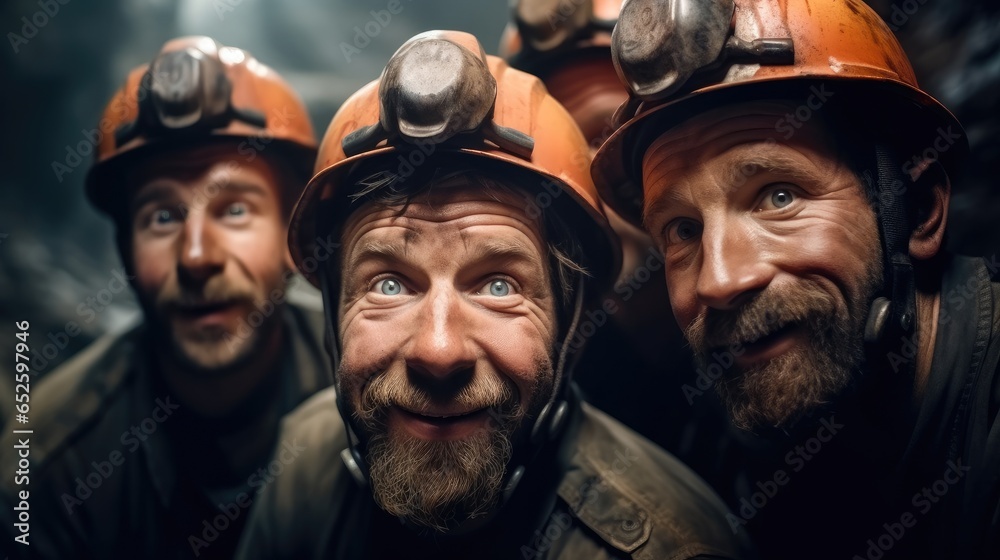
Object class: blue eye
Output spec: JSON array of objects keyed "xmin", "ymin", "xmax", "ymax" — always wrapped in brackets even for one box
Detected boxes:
[
  {"xmin": 376, "ymin": 278, "xmax": 404, "ymax": 296},
  {"xmin": 154, "ymin": 209, "xmax": 176, "ymax": 224},
  {"xmin": 665, "ymin": 218, "xmax": 702, "ymax": 244},
  {"xmin": 769, "ymin": 189, "xmax": 794, "ymax": 209},
  {"xmin": 227, "ymin": 203, "xmax": 247, "ymax": 217},
  {"xmin": 486, "ymin": 280, "xmax": 511, "ymax": 297}
]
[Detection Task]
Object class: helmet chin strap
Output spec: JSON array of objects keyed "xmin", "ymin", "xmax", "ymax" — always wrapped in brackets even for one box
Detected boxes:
[
  {"xmin": 324, "ymin": 260, "xmax": 590, "ymax": 532},
  {"xmin": 864, "ymin": 144, "xmax": 917, "ymax": 381},
  {"xmin": 316, "ymin": 267, "xmax": 371, "ymax": 487}
]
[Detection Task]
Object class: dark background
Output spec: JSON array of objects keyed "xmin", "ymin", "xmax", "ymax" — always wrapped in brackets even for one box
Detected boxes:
[{"xmin": 1, "ymin": 0, "xmax": 998, "ymax": 438}]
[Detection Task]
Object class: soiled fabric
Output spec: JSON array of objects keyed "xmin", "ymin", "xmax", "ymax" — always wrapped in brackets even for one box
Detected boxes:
[
  {"xmin": 0, "ymin": 302, "xmax": 331, "ymax": 560},
  {"xmin": 732, "ymin": 254, "xmax": 1000, "ymax": 559},
  {"xmin": 235, "ymin": 387, "xmax": 753, "ymax": 560}
]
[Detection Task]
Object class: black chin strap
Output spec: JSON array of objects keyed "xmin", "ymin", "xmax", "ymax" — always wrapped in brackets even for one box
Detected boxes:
[{"xmin": 864, "ymin": 144, "xmax": 917, "ymax": 380}]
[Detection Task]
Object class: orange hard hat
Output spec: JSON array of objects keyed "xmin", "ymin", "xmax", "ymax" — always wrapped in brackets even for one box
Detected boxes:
[
  {"xmin": 499, "ymin": 0, "xmax": 622, "ymax": 73},
  {"xmin": 500, "ymin": 0, "xmax": 627, "ymax": 150},
  {"xmin": 85, "ymin": 36, "xmax": 317, "ymax": 218},
  {"xmin": 289, "ymin": 30, "xmax": 619, "ymax": 294},
  {"xmin": 592, "ymin": 0, "xmax": 968, "ymax": 226}
]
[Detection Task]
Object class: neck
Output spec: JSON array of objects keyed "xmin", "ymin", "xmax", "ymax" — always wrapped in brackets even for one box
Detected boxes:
[
  {"xmin": 912, "ymin": 287, "xmax": 941, "ymax": 406},
  {"xmin": 847, "ymin": 273, "xmax": 942, "ymax": 462},
  {"xmin": 158, "ymin": 322, "xmax": 286, "ymax": 418}
]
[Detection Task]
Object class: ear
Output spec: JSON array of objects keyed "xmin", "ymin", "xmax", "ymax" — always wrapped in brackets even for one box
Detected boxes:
[
  {"xmin": 908, "ymin": 162, "xmax": 950, "ymax": 261},
  {"xmin": 284, "ymin": 245, "xmax": 298, "ymax": 274}
]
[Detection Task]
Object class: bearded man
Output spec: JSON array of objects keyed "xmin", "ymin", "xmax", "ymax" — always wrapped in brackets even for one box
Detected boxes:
[
  {"xmin": 593, "ymin": 0, "xmax": 1000, "ymax": 558},
  {"xmin": 235, "ymin": 31, "xmax": 750, "ymax": 560},
  {"xmin": 0, "ymin": 37, "xmax": 331, "ymax": 559}
]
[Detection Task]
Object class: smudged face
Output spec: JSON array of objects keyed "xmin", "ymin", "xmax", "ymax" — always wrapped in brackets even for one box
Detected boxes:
[
  {"xmin": 129, "ymin": 145, "xmax": 291, "ymax": 373},
  {"xmin": 336, "ymin": 184, "xmax": 557, "ymax": 531},
  {"xmin": 641, "ymin": 102, "xmax": 882, "ymax": 431}
]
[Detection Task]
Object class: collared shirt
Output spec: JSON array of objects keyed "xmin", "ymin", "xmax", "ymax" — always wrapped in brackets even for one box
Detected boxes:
[
  {"xmin": 908, "ymin": 254, "xmax": 1000, "ymax": 557},
  {"xmin": 235, "ymin": 387, "xmax": 752, "ymax": 560},
  {"xmin": 0, "ymin": 301, "xmax": 331, "ymax": 560},
  {"xmin": 732, "ymin": 254, "xmax": 1000, "ymax": 560}
]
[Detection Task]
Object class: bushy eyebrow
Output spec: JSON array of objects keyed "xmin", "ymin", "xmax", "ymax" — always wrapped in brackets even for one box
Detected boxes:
[
  {"xmin": 130, "ymin": 180, "xmax": 270, "ymax": 215},
  {"xmin": 723, "ymin": 154, "xmax": 823, "ymax": 190},
  {"xmin": 642, "ymin": 153, "xmax": 824, "ymax": 227},
  {"xmin": 465, "ymin": 238, "xmax": 541, "ymax": 266},
  {"xmin": 348, "ymin": 237, "xmax": 541, "ymax": 269},
  {"xmin": 214, "ymin": 181, "xmax": 270, "ymax": 199},
  {"xmin": 642, "ymin": 187, "xmax": 694, "ymax": 230},
  {"xmin": 348, "ymin": 239, "xmax": 409, "ymax": 267},
  {"xmin": 130, "ymin": 183, "xmax": 179, "ymax": 215}
]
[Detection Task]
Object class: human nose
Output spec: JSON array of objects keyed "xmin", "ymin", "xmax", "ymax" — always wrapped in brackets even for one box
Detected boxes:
[
  {"xmin": 404, "ymin": 284, "xmax": 477, "ymax": 382},
  {"xmin": 695, "ymin": 220, "xmax": 775, "ymax": 310},
  {"xmin": 177, "ymin": 209, "xmax": 225, "ymax": 286}
]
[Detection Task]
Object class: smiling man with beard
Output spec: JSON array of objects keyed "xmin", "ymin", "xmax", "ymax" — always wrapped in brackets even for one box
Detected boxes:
[
  {"xmin": 235, "ymin": 31, "xmax": 749, "ymax": 560},
  {"xmin": 592, "ymin": 0, "xmax": 1000, "ymax": 558},
  {"xmin": 0, "ymin": 37, "xmax": 331, "ymax": 559}
]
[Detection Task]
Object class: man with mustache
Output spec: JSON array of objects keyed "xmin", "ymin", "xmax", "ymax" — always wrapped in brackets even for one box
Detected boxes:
[
  {"xmin": 235, "ymin": 31, "xmax": 748, "ymax": 559},
  {"xmin": 0, "ymin": 37, "xmax": 330, "ymax": 559},
  {"xmin": 500, "ymin": 0, "xmax": 741, "ymax": 501},
  {"xmin": 593, "ymin": 0, "xmax": 999, "ymax": 558}
]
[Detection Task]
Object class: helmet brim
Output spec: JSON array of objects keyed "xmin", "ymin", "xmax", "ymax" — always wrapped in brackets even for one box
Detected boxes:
[
  {"xmin": 289, "ymin": 145, "xmax": 621, "ymax": 299},
  {"xmin": 593, "ymin": 75, "xmax": 969, "ymax": 227}
]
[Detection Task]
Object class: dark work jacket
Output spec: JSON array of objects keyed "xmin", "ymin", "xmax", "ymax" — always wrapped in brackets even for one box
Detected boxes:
[
  {"xmin": 234, "ymin": 387, "xmax": 754, "ymax": 560},
  {"xmin": 0, "ymin": 301, "xmax": 332, "ymax": 560},
  {"xmin": 736, "ymin": 254, "xmax": 1000, "ymax": 559}
]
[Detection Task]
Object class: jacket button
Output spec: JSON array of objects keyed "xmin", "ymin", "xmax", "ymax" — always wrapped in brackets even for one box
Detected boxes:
[{"xmin": 621, "ymin": 518, "xmax": 639, "ymax": 532}]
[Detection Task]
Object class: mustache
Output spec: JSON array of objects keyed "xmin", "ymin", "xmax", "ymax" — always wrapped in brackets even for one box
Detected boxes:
[
  {"xmin": 685, "ymin": 281, "xmax": 838, "ymax": 354},
  {"xmin": 355, "ymin": 369, "xmax": 520, "ymax": 425},
  {"xmin": 154, "ymin": 276, "xmax": 256, "ymax": 311}
]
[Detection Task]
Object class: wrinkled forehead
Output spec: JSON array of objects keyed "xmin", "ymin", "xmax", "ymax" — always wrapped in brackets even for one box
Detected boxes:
[
  {"xmin": 641, "ymin": 100, "xmax": 838, "ymax": 172},
  {"xmin": 126, "ymin": 143, "xmax": 285, "ymax": 199},
  {"xmin": 340, "ymin": 182, "xmax": 548, "ymax": 254}
]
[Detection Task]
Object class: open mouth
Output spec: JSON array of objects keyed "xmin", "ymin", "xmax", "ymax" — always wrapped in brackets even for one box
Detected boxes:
[
  {"xmin": 743, "ymin": 322, "xmax": 796, "ymax": 347},
  {"xmin": 171, "ymin": 300, "xmax": 243, "ymax": 325},
  {"xmin": 391, "ymin": 406, "xmax": 492, "ymax": 440},
  {"xmin": 731, "ymin": 322, "xmax": 802, "ymax": 365}
]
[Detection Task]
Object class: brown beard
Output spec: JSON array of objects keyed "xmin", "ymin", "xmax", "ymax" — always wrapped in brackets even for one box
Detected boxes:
[
  {"xmin": 350, "ymin": 368, "xmax": 545, "ymax": 532},
  {"xmin": 149, "ymin": 273, "xmax": 266, "ymax": 372},
  {"xmin": 685, "ymin": 274, "xmax": 879, "ymax": 431}
]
